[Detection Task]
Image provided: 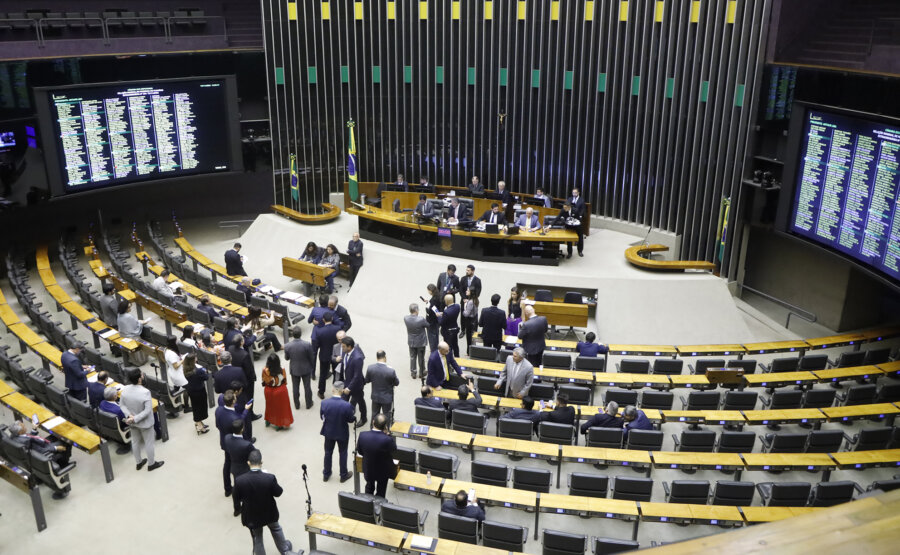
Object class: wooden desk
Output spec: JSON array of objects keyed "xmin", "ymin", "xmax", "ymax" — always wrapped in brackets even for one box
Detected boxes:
[
  {"xmin": 830, "ymin": 448, "xmax": 900, "ymax": 469},
  {"xmin": 393, "ymin": 469, "xmax": 442, "ymax": 496},
  {"xmin": 524, "ymin": 299, "xmax": 589, "ymax": 328},
  {"xmin": 688, "ymin": 504, "xmax": 744, "ymax": 526},
  {"xmin": 668, "ymin": 374, "xmax": 713, "ymax": 389},
  {"xmin": 740, "ymin": 452, "xmax": 835, "ymax": 471},
  {"xmin": 31, "ymin": 342, "xmax": 62, "ymax": 367},
  {"xmin": 609, "ymin": 344, "xmax": 679, "ymax": 357},
  {"xmin": 272, "ymin": 203, "xmax": 341, "ymax": 224},
  {"xmin": 441, "ymin": 478, "xmax": 538, "ymax": 510},
  {"xmin": 858, "ymin": 326, "xmax": 900, "ymax": 342},
  {"xmin": 561, "ymin": 445, "xmax": 653, "ymax": 467},
  {"xmin": 282, "ymin": 257, "xmax": 330, "ymax": 287},
  {"xmin": 676, "ymin": 344, "xmax": 746, "ymax": 357},
  {"xmin": 812, "ymin": 366, "xmax": 882, "ymax": 383},
  {"xmin": 741, "ymin": 408, "xmax": 825, "ymax": 426},
  {"xmin": 624, "ymin": 244, "xmax": 716, "ymax": 272},
  {"xmin": 804, "ymin": 333, "xmax": 867, "ymax": 349},
  {"xmin": 540, "ymin": 492, "xmax": 641, "ymax": 520},
  {"xmin": 399, "ymin": 535, "xmax": 514, "ymax": 555},
  {"xmin": 0, "ymin": 304, "xmax": 18, "ymax": 326},
  {"xmin": 638, "ymin": 501, "xmax": 695, "ymax": 523},
  {"xmin": 661, "ymin": 410, "xmax": 745, "ymax": 426},
  {"xmin": 88, "ymin": 259, "xmax": 109, "ymax": 279},
  {"xmin": 878, "ymin": 361, "xmax": 900, "ymax": 377},
  {"xmin": 741, "ymin": 340, "xmax": 808, "ymax": 354},
  {"xmin": 305, "ymin": 513, "xmax": 406, "ymax": 552},
  {"xmin": 9, "ymin": 323, "xmax": 45, "ymax": 347},
  {"xmin": 742, "ymin": 371, "xmax": 818, "ymax": 388},
  {"xmin": 739, "ymin": 505, "xmax": 821, "ymax": 523},
  {"xmin": 821, "ymin": 403, "xmax": 900, "ymax": 423},
  {"xmin": 1, "ymin": 392, "xmax": 55, "ymax": 422},
  {"xmin": 394, "ymin": 423, "xmax": 474, "ymax": 450},
  {"xmin": 43, "ymin": 418, "xmax": 101, "ymax": 453},
  {"xmin": 0, "ymin": 379, "xmax": 15, "ymax": 397},
  {"xmin": 651, "ymin": 451, "xmax": 744, "ymax": 471}
]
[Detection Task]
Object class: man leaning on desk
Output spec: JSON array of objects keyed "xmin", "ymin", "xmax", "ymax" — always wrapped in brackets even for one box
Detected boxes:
[
  {"xmin": 447, "ymin": 198, "xmax": 468, "ymax": 223},
  {"xmin": 414, "ymin": 194, "xmax": 434, "ymax": 218},
  {"xmin": 477, "ymin": 203, "xmax": 507, "ymax": 226},
  {"xmin": 441, "ymin": 489, "xmax": 485, "ymax": 521}
]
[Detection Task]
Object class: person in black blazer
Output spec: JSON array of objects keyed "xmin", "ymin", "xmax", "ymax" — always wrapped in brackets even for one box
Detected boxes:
[
  {"xmin": 438, "ymin": 294, "xmax": 461, "ymax": 356},
  {"xmin": 495, "ymin": 181, "xmax": 512, "ymax": 205},
  {"xmin": 502, "ymin": 396, "xmax": 541, "ymax": 425},
  {"xmin": 392, "ymin": 173, "xmax": 409, "ymax": 192},
  {"xmin": 224, "ymin": 243, "xmax": 247, "ymax": 276},
  {"xmin": 414, "ymin": 194, "xmax": 435, "ymax": 218},
  {"xmin": 441, "ymin": 490, "xmax": 486, "ymax": 521},
  {"xmin": 197, "ymin": 295, "xmax": 223, "ymax": 323},
  {"xmin": 224, "ymin": 419, "xmax": 255, "ymax": 515},
  {"xmin": 87, "ymin": 370, "xmax": 109, "ymax": 408},
  {"xmin": 320, "ymin": 381, "xmax": 356, "ymax": 482},
  {"xmin": 519, "ymin": 306, "xmax": 548, "ymax": 366},
  {"xmin": 329, "ymin": 296, "xmax": 352, "ymax": 332},
  {"xmin": 478, "ymin": 294, "xmax": 507, "ymax": 351},
  {"xmin": 233, "ymin": 449, "xmax": 294, "ymax": 554},
  {"xmin": 447, "ymin": 198, "xmax": 468, "ymax": 222},
  {"xmin": 61, "ymin": 342, "xmax": 90, "ymax": 402},
  {"xmin": 228, "ymin": 336, "xmax": 259, "ymax": 423},
  {"xmin": 447, "ymin": 379, "xmax": 482, "ymax": 419},
  {"xmin": 425, "ymin": 342, "xmax": 463, "ymax": 389},
  {"xmin": 568, "ymin": 187, "xmax": 586, "ymax": 219},
  {"xmin": 414, "ymin": 385, "xmax": 446, "ymax": 409},
  {"xmin": 347, "ymin": 232, "xmax": 364, "ymax": 288},
  {"xmin": 540, "ymin": 393, "xmax": 576, "ymax": 426},
  {"xmin": 311, "ymin": 313, "xmax": 342, "ymax": 398},
  {"xmin": 213, "ymin": 352, "xmax": 247, "ymax": 395},
  {"xmin": 459, "ymin": 265, "xmax": 482, "ymax": 301},
  {"xmin": 355, "ymin": 414, "xmax": 397, "ymax": 498},
  {"xmin": 339, "ymin": 336, "xmax": 367, "ymax": 429},
  {"xmin": 580, "ymin": 401, "xmax": 622, "ymax": 434},
  {"xmin": 423, "ymin": 284, "xmax": 443, "ymax": 353},
  {"xmin": 436, "ymin": 265, "xmax": 460, "ymax": 299},
  {"xmin": 215, "ymin": 390, "xmax": 253, "ymax": 496},
  {"xmin": 223, "ymin": 318, "xmax": 242, "ymax": 353},
  {"xmin": 477, "ymin": 203, "xmax": 507, "ymax": 226},
  {"xmin": 418, "ymin": 176, "xmax": 434, "ymax": 191}
]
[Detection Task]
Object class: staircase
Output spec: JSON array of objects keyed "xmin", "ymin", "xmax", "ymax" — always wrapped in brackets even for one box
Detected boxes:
[
  {"xmin": 789, "ymin": 0, "xmax": 900, "ymax": 72},
  {"xmin": 224, "ymin": 0, "xmax": 263, "ymax": 49}
]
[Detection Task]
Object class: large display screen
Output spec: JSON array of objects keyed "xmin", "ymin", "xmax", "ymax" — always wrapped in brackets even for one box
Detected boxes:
[
  {"xmin": 35, "ymin": 76, "xmax": 241, "ymax": 194},
  {"xmin": 787, "ymin": 107, "xmax": 900, "ymax": 282}
]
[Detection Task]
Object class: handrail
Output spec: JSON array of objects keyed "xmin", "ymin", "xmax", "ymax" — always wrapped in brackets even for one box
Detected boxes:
[{"xmin": 739, "ymin": 284, "xmax": 817, "ymax": 330}]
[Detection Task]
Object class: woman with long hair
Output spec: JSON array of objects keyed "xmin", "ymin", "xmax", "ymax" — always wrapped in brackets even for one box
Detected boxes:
[
  {"xmin": 320, "ymin": 244, "xmax": 341, "ymax": 294},
  {"xmin": 182, "ymin": 354, "xmax": 210, "ymax": 435},
  {"xmin": 506, "ymin": 287, "xmax": 523, "ymax": 336},
  {"xmin": 261, "ymin": 353, "xmax": 293, "ymax": 430},
  {"xmin": 300, "ymin": 241, "xmax": 320, "ymax": 263}
]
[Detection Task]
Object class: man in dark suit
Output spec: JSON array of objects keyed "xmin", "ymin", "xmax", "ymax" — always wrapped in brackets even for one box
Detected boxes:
[
  {"xmin": 441, "ymin": 489, "xmax": 486, "ymax": 521},
  {"xmin": 9, "ymin": 422, "xmax": 73, "ymax": 499},
  {"xmin": 307, "ymin": 294, "xmax": 333, "ymax": 327},
  {"xmin": 87, "ymin": 370, "xmax": 109, "ymax": 408},
  {"xmin": 459, "ymin": 264, "xmax": 482, "ymax": 301},
  {"xmin": 392, "ymin": 173, "xmax": 409, "ymax": 192},
  {"xmin": 62, "ymin": 341, "xmax": 90, "ymax": 401},
  {"xmin": 502, "ymin": 396, "xmax": 541, "ymax": 426},
  {"xmin": 478, "ymin": 294, "xmax": 507, "ymax": 351},
  {"xmin": 419, "ymin": 175, "xmax": 434, "ymax": 191},
  {"xmin": 215, "ymin": 390, "xmax": 253, "ymax": 497},
  {"xmin": 436, "ymin": 264, "xmax": 460, "ymax": 299},
  {"xmin": 340, "ymin": 336, "xmax": 367, "ymax": 429},
  {"xmin": 213, "ymin": 352, "xmax": 247, "ymax": 397},
  {"xmin": 580, "ymin": 401, "xmax": 622, "ymax": 434},
  {"xmin": 284, "ymin": 326, "xmax": 316, "ymax": 410},
  {"xmin": 99, "ymin": 283, "xmax": 120, "ymax": 327},
  {"xmin": 356, "ymin": 413, "xmax": 397, "ymax": 498},
  {"xmin": 438, "ymin": 294, "xmax": 461, "ymax": 356},
  {"xmin": 519, "ymin": 306, "xmax": 548, "ymax": 367},
  {"xmin": 228, "ymin": 335, "xmax": 259, "ymax": 422},
  {"xmin": 477, "ymin": 203, "xmax": 507, "ymax": 226},
  {"xmin": 224, "ymin": 419, "xmax": 255, "ymax": 516},
  {"xmin": 329, "ymin": 295, "xmax": 352, "ymax": 332},
  {"xmin": 197, "ymin": 295, "xmax": 222, "ymax": 323},
  {"xmin": 622, "ymin": 405, "xmax": 653, "ymax": 437},
  {"xmin": 552, "ymin": 200, "xmax": 584, "ymax": 258},
  {"xmin": 447, "ymin": 378, "xmax": 482, "ymax": 422},
  {"xmin": 223, "ymin": 318, "xmax": 242, "ymax": 353},
  {"xmin": 320, "ymin": 381, "xmax": 355, "ymax": 482},
  {"xmin": 423, "ymin": 284, "xmax": 442, "ymax": 353},
  {"xmin": 233, "ymin": 449, "xmax": 294, "ymax": 555},
  {"xmin": 414, "ymin": 194, "xmax": 435, "ymax": 218},
  {"xmin": 347, "ymin": 232, "xmax": 364, "ymax": 288},
  {"xmin": 224, "ymin": 243, "xmax": 247, "ymax": 276},
  {"xmin": 495, "ymin": 181, "xmax": 512, "ymax": 205},
  {"xmin": 311, "ymin": 312, "xmax": 342, "ymax": 399},
  {"xmin": 365, "ymin": 351, "xmax": 399, "ymax": 426},
  {"xmin": 447, "ymin": 198, "xmax": 468, "ymax": 223},
  {"xmin": 414, "ymin": 385, "xmax": 445, "ymax": 409},
  {"xmin": 426, "ymin": 342, "xmax": 463, "ymax": 389},
  {"xmin": 467, "ymin": 175, "xmax": 485, "ymax": 195},
  {"xmin": 569, "ymin": 187, "xmax": 586, "ymax": 219},
  {"xmin": 540, "ymin": 393, "xmax": 576, "ymax": 426}
]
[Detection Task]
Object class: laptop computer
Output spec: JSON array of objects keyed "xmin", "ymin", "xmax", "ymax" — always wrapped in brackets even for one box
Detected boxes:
[
  {"xmin": 485, "ymin": 223, "xmax": 499, "ymax": 234},
  {"xmin": 506, "ymin": 225, "xmax": 519, "ymax": 235}
]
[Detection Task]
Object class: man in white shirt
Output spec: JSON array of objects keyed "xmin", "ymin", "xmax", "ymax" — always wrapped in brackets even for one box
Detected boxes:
[{"xmin": 153, "ymin": 269, "xmax": 175, "ymax": 299}]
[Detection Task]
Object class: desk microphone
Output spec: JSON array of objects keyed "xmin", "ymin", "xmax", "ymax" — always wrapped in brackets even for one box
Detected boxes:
[{"xmin": 301, "ymin": 463, "xmax": 308, "ymax": 477}]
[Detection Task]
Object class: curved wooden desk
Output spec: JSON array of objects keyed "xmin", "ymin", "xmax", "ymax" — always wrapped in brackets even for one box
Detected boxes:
[
  {"xmin": 271, "ymin": 203, "xmax": 340, "ymax": 224},
  {"xmin": 625, "ymin": 244, "xmax": 717, "ymax": 271}
]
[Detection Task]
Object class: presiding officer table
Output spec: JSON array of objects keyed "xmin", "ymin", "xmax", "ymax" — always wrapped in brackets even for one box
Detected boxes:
[{"xmin": 346, "ymin": 205, "xmax": 579, "ymax": 266}]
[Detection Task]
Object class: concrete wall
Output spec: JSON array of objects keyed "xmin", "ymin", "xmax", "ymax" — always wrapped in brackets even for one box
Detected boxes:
[{"xmin": 767, "ymin": 0, "xmax": 844, "ymax": 61}]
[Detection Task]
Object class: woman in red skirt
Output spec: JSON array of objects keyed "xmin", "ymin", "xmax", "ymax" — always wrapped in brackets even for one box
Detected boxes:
[{"xmin": 261, "ymin": 353, "xmax": 294, "ymax": 430}]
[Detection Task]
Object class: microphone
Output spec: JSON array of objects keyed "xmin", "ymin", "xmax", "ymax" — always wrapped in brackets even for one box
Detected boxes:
[{"xmin": 302, "ymin": 463, "xmax": 308, "ymax": 472}]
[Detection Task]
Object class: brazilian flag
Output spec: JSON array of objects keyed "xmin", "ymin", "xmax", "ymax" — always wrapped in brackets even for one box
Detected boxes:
[
  {"xmin": 290, "ymin": 153, "xmax": 299, "ymax": 203},
  {"xmin": 347, "ymin": 119, "xmax": 358, "ymax": 201}
]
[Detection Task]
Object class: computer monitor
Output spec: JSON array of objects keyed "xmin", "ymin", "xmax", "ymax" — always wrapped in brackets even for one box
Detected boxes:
[{"xmin": 526, "ymin": 198, "xmax": 548, "ymax": 207}]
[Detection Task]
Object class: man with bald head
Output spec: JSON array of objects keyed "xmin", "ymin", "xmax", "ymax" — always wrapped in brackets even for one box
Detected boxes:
[
  {"xmin": 516, "ymin": 207, "xmax": 541, "ymax": 232},
  {"xmin": 426, "ymin": 341, "xmax": 463, "ymax": 390},
  {"xmin": 518, "ymin": 305, "xmax": 548, "ymax": 366},
  {"xmin": 437, "ymin": 294, "xmax": 461, "ymax": 357}
]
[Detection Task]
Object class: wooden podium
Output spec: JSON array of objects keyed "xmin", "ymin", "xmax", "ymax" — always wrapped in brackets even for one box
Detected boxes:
[{"xmin": 282, "ymin": 257, "xmax": 330, "ymax": 287}]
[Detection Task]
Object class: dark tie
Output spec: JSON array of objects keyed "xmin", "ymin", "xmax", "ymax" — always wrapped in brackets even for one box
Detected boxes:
[{"xmin": 490, "ymin": 214, "xmax": 495, "ymax": 224}]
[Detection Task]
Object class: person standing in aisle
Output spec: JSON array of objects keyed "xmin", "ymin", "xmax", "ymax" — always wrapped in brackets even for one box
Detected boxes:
[{"xmin": 347, "ymin": 232, "xmax": 363, "ymax": 288}]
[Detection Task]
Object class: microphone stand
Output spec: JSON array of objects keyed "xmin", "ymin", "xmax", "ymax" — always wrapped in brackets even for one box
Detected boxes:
[{"xmin": 301, "ymin": 464, "xmax": 313, "ymax": 519}]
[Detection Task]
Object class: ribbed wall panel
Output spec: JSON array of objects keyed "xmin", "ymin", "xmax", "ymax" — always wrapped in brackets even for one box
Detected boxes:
[{"xmin": 262, "ymin": 0, "xmax": 769, "ymax": 273}]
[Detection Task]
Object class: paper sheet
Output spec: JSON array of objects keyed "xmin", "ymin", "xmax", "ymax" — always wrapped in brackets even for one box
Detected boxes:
[{"xmin": 43, "ymin": 416, "xmax": 67, "ymax": 430}]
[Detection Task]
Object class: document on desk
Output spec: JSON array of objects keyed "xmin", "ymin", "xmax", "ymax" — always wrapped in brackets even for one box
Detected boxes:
[
  {"xmin": 258, "ymin": 285, "xmax": 280, "ymax": 295},
  {"xmin": 98, "ymin": 329, "xmax": 118, "ymax": 339},
  {"xmin": 409, "ymin": 535, "xmax": 437, "ymax": 551},
  {"xmin": 43, "ymin": 416, "xmax": 67, "ymax": 430},
  {"xmin": 280, "ymin": 292, "xmax": 302, "ymax": 302}
]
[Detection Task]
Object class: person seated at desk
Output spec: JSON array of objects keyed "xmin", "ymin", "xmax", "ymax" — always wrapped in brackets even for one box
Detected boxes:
[
  {"xmin": 447, "ymin": 198, "xmax": 468, "ymax": 224},
  {"xmin": 9, "ymin": 421, "xmax": 73, "ymax": 498},
  {"xmin": 318, "ymin": 244, "xmax": 341, "ymax": 294},
  {"xmin": 580, "ymin": 401, "xmax": 622, "ymax": 434},
  {"xmin": 622, "ymin": 405, "xmax": 652, "ymax": 437},
  {"xmin": 576, "ymin": 332, "xmax": 608, "ymax": 357},
  {"xmin": 478, "ymin": 203, "xmax": 507, "ymax": 226},
  {"xmin": 502, "ymin": 396, "xmax": 541, "ymax": 424},
  {"xmin": 414, "ymin": 194, "xmax": 434, "ymax": 218},
  {"xmin": 414, "ymin": 385, "xmax": 445, "ymax": 409},
  {"xmin": 418, "ymin": 176, "xmax": 433, "ymax": 192},
  {"xmin": 236, "ymin": 277, "xmax": 255, "ymax": 304},
  {"xmin": 247, "ymin": 306, "xmax": 281, "ymax": 352},
  {"xmin": 441, "ymin": 489, "xmax": 485, "ymax": 521},
  {"xmin": 533, "ymin": 187, "xmax": 552, "ymax": 208},
  {"xmin": 539, "ymin": 393, "xmax": 575, "ymax": 425},
  {"xmin": 495, "ymin": 181, "xmax": 511, "ymax": 205},
  {"xmin": 152, "ymin": 269, "xmax": 175, "ymax": 300},
  {"xmin": 447, "ymin": 378, "xmax": 482, "ymax": 421},
  {"xmin": 392, "ymin": 173, "xmax": 409, "ymax": 192},
  {"xmin": 468, "ymin": 175, "xmax": 484, "ymax": 195},
  {"xmin": 99, "ymin": 386, "xmax": 127, "ymax": 422},
  {"xmin": 88, "ymin": 370, "xmax": 110, "ymax": 408},
  {"xmin": 425, "ymin": 341, "xmax": 463, "ymax": 389},
  {"xmin": 300, "ymin": 241, "xmax": 321, "ymax": 264},
  {"xmin": 197, "ymin": 295, "xmax": 224, "ymax": 323},
  {"xmin": 516, "ymin": 207, "xmax": 541, "ymax": 232}
]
